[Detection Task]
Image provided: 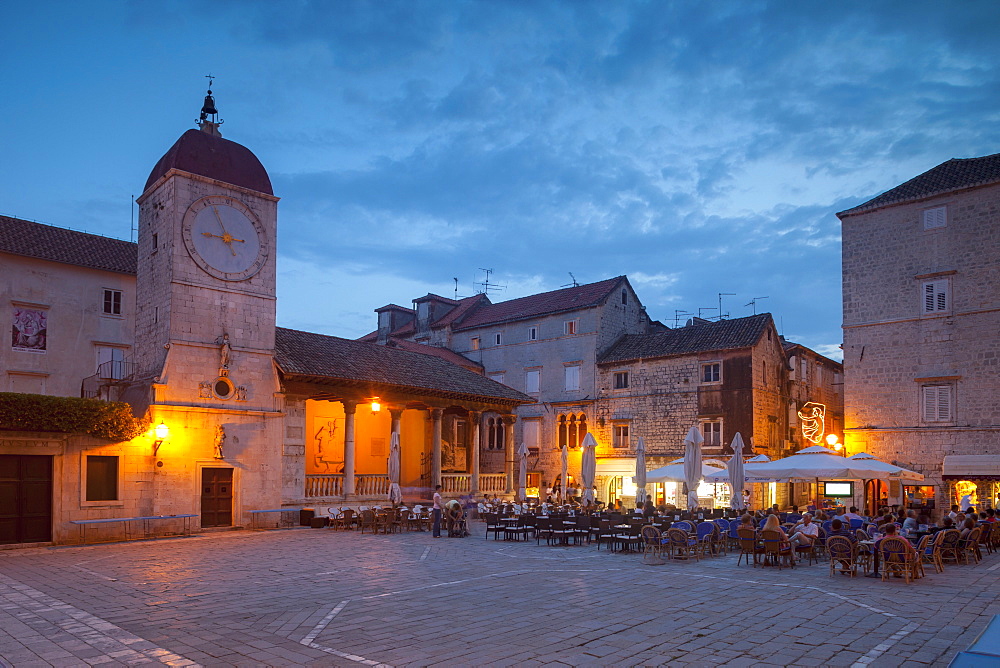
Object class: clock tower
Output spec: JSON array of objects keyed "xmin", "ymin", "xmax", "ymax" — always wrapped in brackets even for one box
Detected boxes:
[{"xmin": 134, "ymin": 86, "xmax": 283, "ymax": 522}]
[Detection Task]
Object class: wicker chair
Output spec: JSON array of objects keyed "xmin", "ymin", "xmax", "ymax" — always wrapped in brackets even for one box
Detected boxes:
[
  {"xmin": 760, "ymin": 529, "xmax": 794, "ymax": 569},
  {"xmin": 640, "ymin": 525, "xmax": 667, "ymax": 565},
  {"xmin": 827, "ymin": 536, "xmax": 857, "ymax": 577},
  {"xmin": 959, "ymin": 527, "xmax": 982, "ymax": 565},
  {"xmin": 917, "ymin": 533, "xmax": 943, "ymax": 574},
  {"xmin": 666, "ymin": 527, "xmax": 700, "ymax": 561},
  {"xmin": 358, "ymin": 509, "xmax": 377, "ymax": 535},
  {"xmin": 938, "ymin": 529, "xmax": 962, "ymax": 565},
  {"xmin": 736, "ymin": 527, "xmax": 763, "ymax": 567},
  {"xmin": 879, "ymin": 536, "xmax": 919, "ymax": 582}
]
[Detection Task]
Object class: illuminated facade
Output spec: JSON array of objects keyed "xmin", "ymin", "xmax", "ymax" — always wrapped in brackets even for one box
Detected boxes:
[{"xmin": 839, "ymin": 152, "xmax": 1000, "ymax": 513}]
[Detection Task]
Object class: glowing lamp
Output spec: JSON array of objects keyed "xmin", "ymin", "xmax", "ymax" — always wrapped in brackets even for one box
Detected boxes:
[
  {"xmin": 152, "ymin": 421, "xmax": 169, "ymax": 456},
  {"xmin": 826, "ymin": 434, "xmax": 839, "ymax": 446},
  {"xmin": 370, "ymin": 398, "xmax": 381, "ymax": 413}
]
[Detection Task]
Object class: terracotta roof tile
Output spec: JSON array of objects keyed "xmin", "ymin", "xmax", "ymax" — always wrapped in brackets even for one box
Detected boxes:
[
  {"xmin": 453, "ymin": 276, "xmax": 626, "ymax": 331},
  {"xmin": 383, "ymin": 337, "xmax": 483, "ymax": 372},
  {"xmin": 275, "ymin": 327, "xmax": 531, "ymax": 405},
  {"xmin": 598, "ymin": 313, "xmax": 773, "ymax": 364},
  {"xmin": 0, "ymin": 216, "xmax": 137, "ymax": 275},
  {"xmin": 839, "ymin": 152, "xmax": 1000, "ymax": 216}
]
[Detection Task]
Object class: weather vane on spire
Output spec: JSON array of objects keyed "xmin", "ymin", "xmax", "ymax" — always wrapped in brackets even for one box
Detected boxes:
[{"xmin": 197, "ymin": 73, "xmax": 223, "ymax": 136}]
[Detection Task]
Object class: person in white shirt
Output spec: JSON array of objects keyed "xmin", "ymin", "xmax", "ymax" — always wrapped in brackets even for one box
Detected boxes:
[
  {"xmin": 787, "ymin": 513, "xmax": 820, "ymax": 559},
  {"xmin": 843, "ymin": 506, "xmax": 864, "ymax": 523}
]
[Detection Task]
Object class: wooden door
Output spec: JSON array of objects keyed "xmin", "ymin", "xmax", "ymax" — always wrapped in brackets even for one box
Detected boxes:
[
  {"xmin": 0, "ymin": 455, "xmax": 53, "ymax": 544},
  {"xmin": 201, "ymin": 467, "xmax": 233, "ymax": 527}
]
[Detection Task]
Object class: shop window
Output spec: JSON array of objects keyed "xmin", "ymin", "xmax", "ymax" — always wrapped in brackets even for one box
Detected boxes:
[{"xmin": 86, "ymin": 455, "xmax": 119, "ymax": 502}]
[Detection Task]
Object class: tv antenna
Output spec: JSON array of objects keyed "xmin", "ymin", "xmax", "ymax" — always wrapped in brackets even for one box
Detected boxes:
[
  {"xmin": 718, "ymin": 292, "xmax": 735, "ymax": 320},
  {"xmin": 474, "ymin": 268, "xmax": 505, "ymax": 295},
  {"xmin": 453, "ymin": 277, "xmax": 459, "ymax": 300},
  {"xmin": 561, "ymin": 272, "xmax": 580, "ymax": 288},
  {"xmin": 698, "ymin": 306, "xmax": 717, "ymax": 320},
  {"xmin": 745, "ymin": 296, "xmax": 769, "ymax": 314},
  {"xmin": 673, "ymin": 310, "xmax": 693, "ymax": 328}
]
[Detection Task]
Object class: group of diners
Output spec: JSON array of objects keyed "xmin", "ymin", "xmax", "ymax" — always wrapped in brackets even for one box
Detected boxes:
[{"xmin": 731, "ymin": 503, "xmax": 1000, "ymax": 578}]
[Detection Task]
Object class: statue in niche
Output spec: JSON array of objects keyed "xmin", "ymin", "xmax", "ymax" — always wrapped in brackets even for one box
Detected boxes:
[
  {"xmin": 218, "ymin": 333, "xmax": 231, "ymax": 375},
  {"xmin": 214, "ymin": 424, "xmax": 226, "ymax": 459}
]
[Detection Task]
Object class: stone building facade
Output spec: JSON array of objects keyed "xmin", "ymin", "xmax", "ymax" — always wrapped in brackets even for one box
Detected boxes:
[{"xmin": 838, "ymin": 153, "xmax": 1000, "ymax": 513}]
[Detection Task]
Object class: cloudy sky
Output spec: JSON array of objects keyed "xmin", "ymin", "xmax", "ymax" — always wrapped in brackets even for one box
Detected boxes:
[{"xmin": 3, "ymin": 1, "xmax": 999, "ymax": 360}]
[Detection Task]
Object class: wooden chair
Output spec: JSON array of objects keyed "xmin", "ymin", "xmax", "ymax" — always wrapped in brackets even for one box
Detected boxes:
[
  {"xmin": 917, "ymin": 533, "xmax": 943, "ymax": 574},
  {"xmin": 736, "ymin": 527, "xmax": 763, "ymax": 567},
  {"xmin": 827, "ymin": 536, "xmax": 857, "ymax": 577},
  {"xmin": 879, "ymin": 536, "xmax": 919, "ymax": 582},
  {"xmin": 666, "ymin": 528, "xmax": 700, "ymax": 561},
  {"xmin": 594, "ymin": 519, "xmax": 615, "ymax": 551},
  {"xmin": 760, "ymin": 529, "xmax": 794, "ymax": 569},
  {"xmin": 483, "ymin": 513, "xmax": 503, "ymax": 540},
  {"xmin": 979, "ymin": 523, "xmax": 995, "ymax": 555}
]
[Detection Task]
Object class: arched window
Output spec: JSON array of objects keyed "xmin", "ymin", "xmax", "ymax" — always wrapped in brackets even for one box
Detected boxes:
[
  {"xmin": 486, "ymin": 416, "xmax": 505, "ymax": 450},
  {"xmin": 557, "ymin": 413, "xmax": 588, "ymax": 448}
]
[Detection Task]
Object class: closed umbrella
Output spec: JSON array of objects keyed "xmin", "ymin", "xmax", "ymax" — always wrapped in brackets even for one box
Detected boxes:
[
  {"xmin": 560, "ymin": 443, "xmax": 569, "ymax": 503},
  {"xmin": 516, "ymin": 441, "xmax": 528, "ymax": 502},
  {"xmin": 634, "ymin": 436, "xmax": 647, "ymax": 505},
  {"xmin": 581, "ymin": 433, "xmax": 597, "ymax": 505},
  {"xmin": 683, "ymin": 426, "xmax": 704, "ymax": 511},
  {"xmin": 727, "ymin": 433, "xmax": 746, "ymax": 510},
  {"xmin": 387, "ymin": 432, "xmax": 402, "ymax": 505}
]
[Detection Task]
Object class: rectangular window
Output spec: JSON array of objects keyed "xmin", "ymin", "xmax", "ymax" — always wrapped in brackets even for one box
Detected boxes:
[
  {"xmin": 494, "ymin": 332, "xmax": 502, "ymax": 346},
  {"xmin": 923, "ymin": 280, "xmax": 949, "ymax": 314},
  {"xmin": 86, "ymin": 455, "xmax": 119, "ymax": 501},
  {"xmin": 528, "ymin": 326, "xmax": 537, "ymax": 341},
  {"xmin": 701, "ymin": 362, "xmax": 721, "ymax": 383},
  {"xmin": 564, "ymin": 365, "xmax": 580, "ymax": 391},
  {"xmin": 102, "ymin": 289, "xmax": 122, "ymax": 316},
  {"xmin": 96, "ymin": 346, "xmax": 127, "ymax": 380},
  {"xmin": 525, "ymin": 369, "xmax": 540, "ymax": 394},
  {"xmin": 922, "ymin": 385, "xmax": 952, "ymax": 422},
  {"xmin": 613, "ymin": 371, "xmax": 629, "ymax": 389},
  {"xmin": 470, "ymin": 336, "xmax": 480, "ymax": 351},
  {"xmin": 701, "ymin": 419, "xmax": 722, "ymax": 447},
  {"xmin": 613, "ymin": 424, "xmax": 630, "ymax": 449},
  {"xmin": 489, "ymin": 372, "xmax": 505, "ymax": 386},
  {"xmin": 523, "ymin": 419, "xmax": 540, "ymax": 455},
  {"xmin": 923, "ymin": 206, "xmax": 947, "ymax": 230},
  {"xmin": 564, "ymin": 320, "xmax": 578, "ymax": 335}
]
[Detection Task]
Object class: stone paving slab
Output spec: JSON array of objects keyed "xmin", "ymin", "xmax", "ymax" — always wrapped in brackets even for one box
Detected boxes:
[{"xmin": 1, "ymin": 525, "xmax": 998, "ymax": 666}]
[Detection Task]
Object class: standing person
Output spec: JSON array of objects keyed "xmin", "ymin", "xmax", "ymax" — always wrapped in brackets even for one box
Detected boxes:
[{"xmin": 432, "ymin": 485, "xmax": 443, "ymax": 538}]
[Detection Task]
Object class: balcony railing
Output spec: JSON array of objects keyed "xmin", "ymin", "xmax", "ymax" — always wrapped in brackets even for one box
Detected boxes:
[
  {"xmin": 304, "ymin": 474, "xmax": 389, "ymax": 498},
  {"xmin": 441, "ymin": 473, "xmax": 506, "ymax": 494}
]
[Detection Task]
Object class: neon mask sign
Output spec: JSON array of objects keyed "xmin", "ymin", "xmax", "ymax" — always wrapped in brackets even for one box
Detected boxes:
[{"xmin": 797, "ymin": 401, "xmax": 826, "ymax": 444}]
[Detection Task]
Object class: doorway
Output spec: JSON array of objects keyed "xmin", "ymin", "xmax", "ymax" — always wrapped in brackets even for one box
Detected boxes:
[
  {"xmin": 201, "ymin": 467, "xmax": 233, "ymax": 527},
  {"xmin": 0, "ymin": 455, "xmax": 53, "ymax": 544}
]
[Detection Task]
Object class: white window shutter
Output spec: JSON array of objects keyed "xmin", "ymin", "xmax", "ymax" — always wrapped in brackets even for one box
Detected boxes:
[
  {"xmin": 923, "ymin": 386, "xmax": 952, "ymax": 422},
  {"xmin": 923, "ymin": 206, "xmax": 946, "ymax": 230}
]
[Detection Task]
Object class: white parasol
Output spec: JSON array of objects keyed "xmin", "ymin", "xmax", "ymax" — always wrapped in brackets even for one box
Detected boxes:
[
  {"xmin": 727, "ymin": 433, "xmax": 746, "ymax": 510},
  {"xmin": 581, "ymin": 433, "xmax": 597, "ymax": 505},
  {"xmin": 516, "ymin": 441, "xmax": 529, "ymax": 502},
  {"xmin": 560, "ymin": 443, "xmax": 569, "ymax": 503},
  {"xmin": 387, "ymin": 432, "xmax": 402, "ymax": 505},
  {"xmin": 683, "ymin": 425, "xmax": 704, "ymax": 511},
  {"xmin": 634, "ymin": 436, "xmax": 647, "ymax": 505}
]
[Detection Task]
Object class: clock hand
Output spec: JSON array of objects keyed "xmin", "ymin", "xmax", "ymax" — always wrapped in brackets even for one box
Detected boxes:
[
  {"xmin": 212, "ymin": 206, "xmax": 230, "ymax": 236},
  {"xmin": 202, "ymin": 231, "xmax": 246, "ymax": 243}
]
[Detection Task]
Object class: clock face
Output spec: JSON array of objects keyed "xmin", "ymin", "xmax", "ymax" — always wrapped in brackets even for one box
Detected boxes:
[{"xmin": 182, "ymin": 196, "xmax": 268, "ymax": 281}]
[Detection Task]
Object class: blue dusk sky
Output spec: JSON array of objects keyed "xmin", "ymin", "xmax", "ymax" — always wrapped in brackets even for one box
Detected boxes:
[{"xmin": 3, "ymin": 1, "xmax": 1000, "ymax": 360}]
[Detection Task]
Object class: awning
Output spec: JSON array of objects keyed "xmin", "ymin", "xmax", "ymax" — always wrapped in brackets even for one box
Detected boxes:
[
  {"xmin": 942, "ymin": 455, "xmax": 1000, "ymax": 480},
  {"xmin": 941, "ymin": 455, "xmax": 1000, "ymax": 480}
]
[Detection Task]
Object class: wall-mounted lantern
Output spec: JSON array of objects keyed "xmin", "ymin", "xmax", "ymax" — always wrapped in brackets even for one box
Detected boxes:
[{"xmin": 152, "ymin": 421, "xmax": 169, "ymax": 456}]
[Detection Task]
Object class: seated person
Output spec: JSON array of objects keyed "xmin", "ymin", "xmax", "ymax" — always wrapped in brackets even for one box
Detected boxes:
[
  {"xmin": 902, "ymin": 510, "xmax": 919, "ymax": 533},
  {"xmin": 843, "ymin": 506, "xmax": 865, "ymax": 523},
  {"xmin": 827, "ymin": 518, "xmax": 856, "ymax": 543},
  {"xmin": 787, "ymin": 513, "xmax": 820, "ymax": 558}
]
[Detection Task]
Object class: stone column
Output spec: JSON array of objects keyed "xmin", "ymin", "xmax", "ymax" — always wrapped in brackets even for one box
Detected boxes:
[
  {"xmin": 503, "ymin": 414, "xmax": 517, "ymax": 495},
  {"xmin": 431, "ymin": 408, "xmax": 443, "ymax": 489},
  {"xmin": 468, "ymin": 411, "xmax": 481, "ymax": 497},
  {"xmin": 343, "ymin": 400, "xmax": 358, "ymax": 497}
]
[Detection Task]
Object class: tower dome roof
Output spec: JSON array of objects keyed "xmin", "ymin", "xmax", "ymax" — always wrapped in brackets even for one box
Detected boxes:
[{"xmin": 143, "ymin": 128, "xmax": 273, "ymax": 195}]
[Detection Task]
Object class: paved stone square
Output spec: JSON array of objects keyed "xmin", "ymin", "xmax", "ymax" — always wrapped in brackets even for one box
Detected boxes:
[{"xmin": 1, "ymin": 523, "xmax": 998, "ymax": 667}]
